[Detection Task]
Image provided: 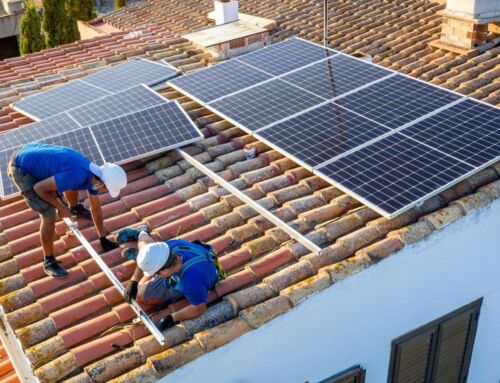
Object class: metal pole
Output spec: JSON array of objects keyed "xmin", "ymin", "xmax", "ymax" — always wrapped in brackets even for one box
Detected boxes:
[
  {"xmin": 63, "ymin": 218, "xmax": 166, "ymax": 345},
  {"xmin": 323, "ymin": 0, "xmax": 328, "ymax": 47},
  {"xmin": 176, "ymin": 149, "xmax": 322, "ymax": 254}
]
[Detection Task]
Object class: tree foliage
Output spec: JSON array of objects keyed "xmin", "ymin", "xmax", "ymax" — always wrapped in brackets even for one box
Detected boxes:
[
  {"xmin": 42, "ymin": 0, "xmax": 67, "ymax": 47},
  {"xmin": 67, "ymin": 0, "xmax": 96, "ymax": 22},
  {"xmin": 115, "ymin": 0, "xmax": 127, "ymax": 10},
  {"xmin": 19, "ymin": 3, "xmax": 46, "ymax": 55}
]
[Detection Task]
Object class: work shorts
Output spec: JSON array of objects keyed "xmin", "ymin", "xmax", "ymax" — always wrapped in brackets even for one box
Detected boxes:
[
  {"xmin": 7, "ymin": 162, "xmax": 56, "ymax": 218},
  {"xmin": 138, "ymin": 277, "xmax": 184, "ymax": 306}
]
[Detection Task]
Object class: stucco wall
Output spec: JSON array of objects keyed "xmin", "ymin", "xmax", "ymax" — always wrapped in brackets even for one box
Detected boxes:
[{"xmin": 162, "ymin": 200, "xmax": 500, "ymax": 383}]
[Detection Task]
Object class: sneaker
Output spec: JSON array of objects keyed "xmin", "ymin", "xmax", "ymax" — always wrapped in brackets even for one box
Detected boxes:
[
  {"xmin": 116, "ymin": 225, "xmax": 151, "ymax": 244},
  {"xmin": 70, "ymin": 203, "xmax": 92, "ymax": 220},
  {"xmin": 121, "ymin": 247, "xmax": 139, "ymax": 261},
  {"xmin": 43, "ymin": 258, "xmax": 68, "ymax": 278}
]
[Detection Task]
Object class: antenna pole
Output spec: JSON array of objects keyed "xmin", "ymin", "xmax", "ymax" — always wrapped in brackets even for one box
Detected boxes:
[{"xmin": 323, "ymin": 0, "xmax": 328, "ymax": 47}]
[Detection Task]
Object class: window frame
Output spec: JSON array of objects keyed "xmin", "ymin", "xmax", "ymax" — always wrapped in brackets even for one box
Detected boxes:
[{"xmin": 319, "ymin": 365, "xmax": 366, "ymax": 383}]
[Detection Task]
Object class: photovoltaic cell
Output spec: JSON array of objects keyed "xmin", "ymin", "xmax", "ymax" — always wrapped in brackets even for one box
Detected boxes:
[
  {"xmin": 334, "ymin": 75, "xmax": 462, "ymax": 129},
  {"xmin": 209, "ymin": 79, "xmax": 324, "ymax": 131},
  {"xmin": 81, "ymin": 59, "xmax": 177, "ymax": 93},
  {"xmin": 236, "ymin": 38, "xmax": 336, "ymax": 76},
  {"xmin": 281, "ymin": 54, "xmax": 392, "ymax": 100},
  {"xmin": 401, "ymin": 99, "xmax": 500, "ymax": 167},
  {"xmin": 0, "ymin": 148, "xmax": 17, "ymax": 196},
  {"xmin": 67, "ymin": 85, "xmax": 168, "ymax": 127},
  {"xmin": 13, "ymin": 80, "xmax": 111, "ymax": 120},
  {"xmin": 257, "ymin": 103, "xmax": 391, "ymax": 168},
  {"xmin": 0, "ymin": 113, "xmax": 82, "ymax": 152},
  {"xmin": 168, "ymin": 60, "xmax": 272, "ymax": 103},
  {"xmin": 316, "ymin": 133, "xmax": 474, "ymax": 216},
  {"xmin": 91, "ymin": 102, "xmax": 202, "ymax": 163}
]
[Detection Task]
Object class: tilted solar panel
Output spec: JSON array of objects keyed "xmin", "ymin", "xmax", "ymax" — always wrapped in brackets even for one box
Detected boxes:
[
  {"xmin": 0, "ymin": 148, "xmax": 18, "ymax": 197},
  {"xmin": 13, "ymin": 80, "xmax": 111, "ymax": 120}
]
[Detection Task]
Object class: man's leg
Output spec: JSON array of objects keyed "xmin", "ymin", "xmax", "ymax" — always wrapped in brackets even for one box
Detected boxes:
[
  {"xmin": 40, "ymin": 212, "xmax": 68, "ymax": 278},
  {"xmin": 137, "ymin": 278, "xmax": 183, "ymax": 306}
]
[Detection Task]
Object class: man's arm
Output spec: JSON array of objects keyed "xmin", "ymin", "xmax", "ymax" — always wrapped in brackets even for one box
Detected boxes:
[{"xmin": 33, "ymin": 177, "xmax": 71, "ymax": 218}]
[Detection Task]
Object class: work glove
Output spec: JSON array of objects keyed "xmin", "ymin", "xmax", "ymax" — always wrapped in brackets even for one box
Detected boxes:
[
  {"xmin": 100, "ymin": 236, "xmax": 118, "ymax": 252},
  {"xmin": 155, "ymin": 314, "xmax": 176, "ymax": 331},
  {"xmin": 124, "ymin": 280, "xmax": 138, "ymax": 303}
]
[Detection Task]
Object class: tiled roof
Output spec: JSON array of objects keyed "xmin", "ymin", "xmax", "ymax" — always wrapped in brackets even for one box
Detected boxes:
[
  {"xmin": 101, "ymin": 0, "xmax": 500, "ymax": 107},
  {"xmin": 0, "ymin": 340, "xmax": 18, "ymax": 383},
  {"xmin": 0, "ymin": 83, "xmax": 499, "ymax": 382}
]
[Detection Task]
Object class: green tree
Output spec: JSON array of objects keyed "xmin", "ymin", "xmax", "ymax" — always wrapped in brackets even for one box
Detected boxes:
[
  {"xmin": 79, "ymin": 0, "xmax": 96, "ymax": 21},
  {"xmin": 62, "ymin": 9, "xmax": 80, "ymax": 44},
  {"xmin": 115, "ymin": 0, "xmax": 126, "ymax": 10},
  {"xmin": 42, "ymin": 0, "xmax": 66, "ymax": 47},
  {"xmin": 19, "ymin": 3, "xmax": 46, "ymax": 55}
]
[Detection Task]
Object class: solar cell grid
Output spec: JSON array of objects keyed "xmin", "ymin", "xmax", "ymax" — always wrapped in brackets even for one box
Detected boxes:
[
  {"xmin": 91, "ymin": 102, "xmax": 202, "ymax": 163},
  {"xmin": 334, "ymin": 75, "xmax": 462, "ymax": 129},
  {"xmin": 168, "ymin": 60, "xmax": 272, "ymax": 104},
  {"xmin": 401, "ymin": 99, "xmax": 500, "ymax": 167},
  {"xmin": 281, "ymin": 54, "xmax": 392, "ymax": 100},
  {"xmin": 67, "ymin": 85, "xmax": 168, "ymax": 127},
  {"xmin": 236, "ymin": 37, "xmax": 336, "ymax": 76},
  {"xmin": 316, "ymin": 133, "xmax": 474, "ymax": 216},
  {"xmin": 13, "ymin": 80, "xmax": 111, "ymax": 120},
  {"xmin": 0, "ymin": 148, "xmax": 17, "ymax": 196},
  {"xmin": 257, "ymin": 103, "xmax": 391, "ymax": 168},
  {"xmin": 208, "ymin": 79, "xmax": 324, "ymax": 131}
]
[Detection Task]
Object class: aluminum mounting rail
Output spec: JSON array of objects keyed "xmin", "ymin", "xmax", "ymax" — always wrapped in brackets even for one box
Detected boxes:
[
  {"xmin": 176, "ymin": 149, "xmax": 322, "ymax": 254},
  {"xmin": 63, "ymin": 218, "xmax": 166, "ymax": 345}
]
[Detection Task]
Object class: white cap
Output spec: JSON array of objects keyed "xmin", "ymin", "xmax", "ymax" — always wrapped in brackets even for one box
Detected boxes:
[
  {"xmin": 137, "ymin": 242, "xmax": 170, "ymax": 276},
  {"xmin": 100, "ymin": 163, "xmax": 127, "ymax": 198}
]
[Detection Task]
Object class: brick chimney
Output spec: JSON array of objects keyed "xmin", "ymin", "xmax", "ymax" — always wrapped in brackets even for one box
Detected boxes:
[
  {"xmin": 430, "ymin": 0, "xmax": 500, "ymax": 54},
  {"xmin": 213, "ymin": 0, "xmax": 239, "ymax": 25}
]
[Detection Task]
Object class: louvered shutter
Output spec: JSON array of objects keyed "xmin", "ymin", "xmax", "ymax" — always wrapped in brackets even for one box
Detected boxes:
[
  {"xmin": 324, "ymin": 368, "xmax": 365, "ymax": 383},
  {"xmin": 390, "ymin": 328, "xmax": 435, "ymax": 383}
]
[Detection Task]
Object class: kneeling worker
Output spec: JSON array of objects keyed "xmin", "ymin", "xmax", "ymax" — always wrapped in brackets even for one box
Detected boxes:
[
  {"xmin": 122, "ymin": 229, "xmax": 225, "ymax": 331},
  {"xmin": 7, "ymin": 142, "xmax": 127, "ymax": 278}
]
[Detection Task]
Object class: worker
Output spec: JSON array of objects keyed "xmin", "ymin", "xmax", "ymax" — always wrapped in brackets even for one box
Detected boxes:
[
  {"xmin": 121, "ymin": 228, "xmax": 225, "ymax": 331},
  {"xmin": 7, "ymin": 142, "xmax": 127, "ymax": 278}
]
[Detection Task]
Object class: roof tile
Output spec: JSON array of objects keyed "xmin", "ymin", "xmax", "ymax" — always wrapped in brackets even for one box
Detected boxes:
[{"xmin": 239, "ymin": 295, "xmax": 292, "ymax": 329}]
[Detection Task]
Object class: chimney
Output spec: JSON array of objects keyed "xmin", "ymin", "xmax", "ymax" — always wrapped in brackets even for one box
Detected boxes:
[
  {"xmin": 213, "ymin": 0, "xmax": 239, "ymax": 25},
  {"xmin": 430, "ymin": 0, "xmax": 500, "ymax": 53}
]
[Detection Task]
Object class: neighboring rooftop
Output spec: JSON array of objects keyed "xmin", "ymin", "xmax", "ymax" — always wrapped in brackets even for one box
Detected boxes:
[{"xmin": 0, "ymin": 0, "xmax": 498, "ymax": 382}]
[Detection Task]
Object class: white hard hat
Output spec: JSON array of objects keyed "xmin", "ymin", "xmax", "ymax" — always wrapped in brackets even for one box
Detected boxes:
[
  {"xmin": 137, "ymin": 242, "xmax": 170, "ymax": 276},
  {"xmin": 100, "ymin": 163, "xmax": 127, "ymax": 198}
]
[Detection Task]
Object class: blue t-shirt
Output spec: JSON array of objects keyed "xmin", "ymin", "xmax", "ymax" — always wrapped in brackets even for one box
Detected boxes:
[
  {"xmin": 14, "ymin": 143, "xmax": 97, "ymax": 194},
  {"xmin": 166, "ymin": 239, "xmax": 218, "ymax": 306}
]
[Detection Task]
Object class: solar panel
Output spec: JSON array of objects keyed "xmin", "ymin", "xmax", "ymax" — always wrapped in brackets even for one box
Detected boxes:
[
  {"xmin": 0, "ymin": 148, "xmax": 18, "ymax": 196},
  {"xmin": 236, "ymin": 37, "xmax": 336, "ymax": 76},
  {"xmin": 67, "ymin": 85, "xmax": 168, "ymax": 127},
  {"xmin": 13, "ymin": 80, "xmax": 111, "ymax": 120},
  {"xmin": 281, "ymin": 54, "xmax": 392, "ymax": 100},
  {"xmin": 0, "ymin": 113, "xmax": 82, "ymax": 152},
  {"xmin": 208, "ymin": 79, "xmax": 324, "ymax": 131},
  {"xmin": 333, "ymin": 75, "xmax": 462, "ymax": 129},
  {"xmin": 257, "ymin": 103, "xmax": 391, "ymax": 168},
  {"xmin": 315, "ymin": 133, "xmax": 475, "ymax": 216},
  {"xmin": 400, "ymin": 99, "xmax": 500, "ymax": 167},
  {"xmin": 91, "ymin": 102, "xmax": 202, "ymax": 163},
  {"xmin": 81, "ymin": 59, "xmax": 177, "ymax": 93},
  {"xmin": 168, "ymin": 60, "xmax": 273, "ymax": 104}
]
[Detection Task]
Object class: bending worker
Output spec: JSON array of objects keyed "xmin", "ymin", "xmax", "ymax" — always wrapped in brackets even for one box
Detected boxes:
[
  {"xmin": 121, "ymin": 228, "xmax": 224, "ymax": 330},
  {"xmin": 7, "ymin": 142, "xmax": 127, "ymax": 278}
]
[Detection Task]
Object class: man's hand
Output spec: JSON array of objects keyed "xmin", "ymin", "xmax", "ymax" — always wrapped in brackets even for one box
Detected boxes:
[
  {"xmin": 58, "ymin": 206, "xmax": 72, "ymax": 219},
  {"xmin": 155, "ymin": 314, "xmax": 176, "ymax": 331},
  {"xmin": 124, "ymin": 280, "xmax": 138, "ymax": 303},
  {"xmin": 99, "ymin": 236, "xmax": 118, "ymax": 252}
]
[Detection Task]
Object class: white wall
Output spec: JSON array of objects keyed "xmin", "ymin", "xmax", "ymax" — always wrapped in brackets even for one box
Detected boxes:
[{"xmin": 163, "ymin": 200, "xmax": 500, "ymax": 383}]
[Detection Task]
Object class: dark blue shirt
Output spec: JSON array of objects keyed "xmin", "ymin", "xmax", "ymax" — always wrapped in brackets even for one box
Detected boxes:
[
  {"xmin": 14, "ymin": 143, "xmax": 97, "ymax": 194},
  {"xmin": 166, "ymin": 239, "xmax": 218, "ymax": 306}
]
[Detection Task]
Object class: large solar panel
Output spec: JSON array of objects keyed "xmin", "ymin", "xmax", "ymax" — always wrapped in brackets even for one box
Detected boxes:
[
  {"xmin": 236, "ymin": 37, "xmax": 336, "ymax": 76},
  {"xmin": 400, "ymin": 99, "xmax": 500, "ymax": 167},
  {"xmin": 91, "ymin": 102, "xmax": 203, "ymax": 163},
  {"xmin": 316, "ymin": 133, "xmax": 475, "ymax": 216},
  {"xmin": 13, "ymin": 81, "xmax": 111, "ymax": 120},
  {"xmin": 168, "ymin": 60, "xmax": 272, "ymax": 104},
  {"xmin": 208, "ymin": 79, "xmax": 324, "ymax": 131},
  {"xmin": 81, "ymin": 59, "xmax": 177, "ymax": 93},
  {"xmin": 333, "ymin": 75, "xmax": 462, "ymax": 129},
  {"xmin": 281, "ymin": 54, "xmax": 393, "ymax": 100},
  {"xmin": 67, "ymin": 85, "xmax": 168, "ymax": 127},
  {"xmin": 257, "ymin": 103, "xmax": 391, "ymax": 168},
  {"xmin": 0, "ymin": 113, "xmax": 82, "ymax": 152},
  {"xmin": 0, "ymin": 148, "xmax": 18, "ymax": 196}
]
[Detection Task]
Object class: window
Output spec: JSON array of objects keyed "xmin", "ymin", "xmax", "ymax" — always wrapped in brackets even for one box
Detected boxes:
[
  {"xmin": 388, "ymin": 299, "xmax": 482, "ymax": 383},
  {"xmin": 318, "ymin": 366, "xmax": 366, "ymax": 383}
]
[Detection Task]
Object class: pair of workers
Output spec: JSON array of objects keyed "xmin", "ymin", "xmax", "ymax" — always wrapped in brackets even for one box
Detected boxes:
[{"xmin": 8, "ymin": 142, "xmax": 220, "ymax": 329}]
